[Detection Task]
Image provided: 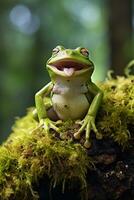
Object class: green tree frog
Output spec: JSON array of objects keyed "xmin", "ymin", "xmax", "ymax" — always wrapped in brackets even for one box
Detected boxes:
[{"xmin": 35, "ymin": 46, "xmax": 103, "ymax": 148}]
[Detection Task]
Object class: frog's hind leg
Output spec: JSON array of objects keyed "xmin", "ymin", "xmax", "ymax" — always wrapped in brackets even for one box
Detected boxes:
[
  {"xmin": 47, "ymin": 107, "xmax": 60, "ymax": 121},
  {"xmin": 32, "ymin": 107, "xmax": 59, "ymax": 122}
]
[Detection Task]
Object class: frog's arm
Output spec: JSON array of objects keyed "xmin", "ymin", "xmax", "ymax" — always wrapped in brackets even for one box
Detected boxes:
[
  {"xmin": 74, "ymin": 81, "xmax": 103, "ymax": 148},
  {"xmin": 86, "ymin": 81, "xmax": 103, "ymax": 117},
  {"xmin": 35, "ymin": 82, "xmax": 53, "ymax": 121}
]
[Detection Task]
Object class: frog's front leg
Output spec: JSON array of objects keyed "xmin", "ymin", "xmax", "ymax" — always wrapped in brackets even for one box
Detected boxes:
[
  {"xmin": 35, "ymin": 82, "xmax": 61, "ymax": 134},
  {"xmin": 74, "ymin": 82, "xmax": 103, "ymax": 148}
]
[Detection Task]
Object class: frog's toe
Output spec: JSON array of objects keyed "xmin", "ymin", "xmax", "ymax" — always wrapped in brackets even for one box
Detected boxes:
[
  {"xmin": 49, "ymin": 122, "xmax": 60, "ymax": 133},
  {"xmin": 74, "ymin": 132, "xmax": 81, "ymax": 140},
  {"xmin": 84, "ymin": 140, "xmax": 91, "ymax": 149},
  {"xmin": 55, "ymin": 120, "xmax": 63, "ymax": 125},
  {"xmin": 96, "ymin": 132, "xmax": 103, "ymax": 140},
  {"xmin": 42, "ymin": 124, "xmax": 49, "ymax": 134},
  {"xmin": 75, "ymin": 120, "xmax": 83, "ymax": 125}
]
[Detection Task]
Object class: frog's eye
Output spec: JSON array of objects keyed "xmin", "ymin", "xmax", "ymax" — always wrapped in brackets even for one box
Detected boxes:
[
  {"xmin": 52, "ymin": 47, "xmax": 60, "ymax": 55},
  {"xmin": 80, "ymin": 48, "xmax": 89, "ymax": 57}
]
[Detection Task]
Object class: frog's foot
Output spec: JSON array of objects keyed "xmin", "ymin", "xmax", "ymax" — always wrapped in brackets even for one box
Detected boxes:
[
  {"xmin": 74, "ymin": 115, "xmax": 102, "ymax": 148},
  {"xmin": 40, "ymin": 118, "xmax": 61, "ymax": 134}
]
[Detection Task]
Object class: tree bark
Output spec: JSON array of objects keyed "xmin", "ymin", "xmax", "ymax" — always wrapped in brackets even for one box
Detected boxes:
[{"xmin": 108, "ymin": 0, "xmax": 133, "ymax": 75}]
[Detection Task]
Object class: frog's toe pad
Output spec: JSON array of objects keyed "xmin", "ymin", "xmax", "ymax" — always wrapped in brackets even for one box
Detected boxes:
[
  {"xmin": 84, "ymin": 140, "xmax": 91, "ymax": 149},
  {"xmin": 96, "ymin": 133, "xmax": 103, "ymax": 140},
  {"xmin": 74, "ymin": 132, "xmax": 81, "ymax": 140}
]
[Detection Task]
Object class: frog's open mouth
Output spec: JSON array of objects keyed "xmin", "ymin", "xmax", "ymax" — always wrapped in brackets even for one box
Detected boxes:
[{"xmin": 48, "ymin": 59, "xmax": 92, "ymax": 76}]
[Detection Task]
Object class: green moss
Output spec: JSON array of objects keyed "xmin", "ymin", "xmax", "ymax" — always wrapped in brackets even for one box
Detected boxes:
[
  {"xmin": 0, "ymin": 74, "xmax": 133, "ymax": 199},
  {"xmin": 0, "ymin": 113, "xmax": 92, "ymax": 199},
  {"xmin": 97, "ymin": 75, "xmax": 134, "ymax": 146}
]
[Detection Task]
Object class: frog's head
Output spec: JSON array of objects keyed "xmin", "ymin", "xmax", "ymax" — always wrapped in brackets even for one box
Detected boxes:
[{"xmin": 46, "ymin": 45, "xmax": 94, "ymax": 79}]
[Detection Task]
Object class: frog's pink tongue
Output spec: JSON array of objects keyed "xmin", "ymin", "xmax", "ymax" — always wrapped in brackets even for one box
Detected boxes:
[{"xmin": 63, "ymin": 68, "xmax": 75, "ymax": 76}]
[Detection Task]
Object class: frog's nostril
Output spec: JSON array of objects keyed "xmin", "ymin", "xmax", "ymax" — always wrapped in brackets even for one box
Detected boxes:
[{"xmin": 65, "ymin": 50, "xmax": 74, "ymax": 55}]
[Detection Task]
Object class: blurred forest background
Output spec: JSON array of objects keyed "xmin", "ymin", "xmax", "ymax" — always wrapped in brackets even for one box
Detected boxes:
[{"xmin": 0, "ymin": 0, "xmax": 134, "ymax": 143}]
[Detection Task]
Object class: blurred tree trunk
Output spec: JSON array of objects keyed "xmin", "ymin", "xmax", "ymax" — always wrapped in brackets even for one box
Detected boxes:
[{"xmin": 108, "ymin": 0, "xmax": 133, "ymax": 75}]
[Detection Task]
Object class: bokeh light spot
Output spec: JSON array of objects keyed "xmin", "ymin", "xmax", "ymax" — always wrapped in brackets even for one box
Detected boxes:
[{"xmin": 9, "ymin": 4, "xmax": 40, "ymax": 35}]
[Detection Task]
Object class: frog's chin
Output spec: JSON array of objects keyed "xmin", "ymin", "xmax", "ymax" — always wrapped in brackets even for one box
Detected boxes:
[{"xmin": 47, "ymin": 59, "xmax": 93, "ymax": 77}]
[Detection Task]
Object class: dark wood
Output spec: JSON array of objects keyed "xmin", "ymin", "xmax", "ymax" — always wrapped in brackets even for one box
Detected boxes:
[
  {"xmin": 36, "ymin": 137, "xmax": 134, "ymax": 200},
  {"xmin": 108, "ymin": 0, "xmax": 133, "ymax": 75}
]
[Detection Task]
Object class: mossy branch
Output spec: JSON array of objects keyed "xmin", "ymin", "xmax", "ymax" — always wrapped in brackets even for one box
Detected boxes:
[{"xmin": 0, "ymin": 74, "xmax": 133, "ymax": 199}]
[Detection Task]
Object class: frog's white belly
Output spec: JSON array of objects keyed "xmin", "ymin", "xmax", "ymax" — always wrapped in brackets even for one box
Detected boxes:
[{"xmin": 52, "ymin": 94, "xmax": 89, "ymax": 120}]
